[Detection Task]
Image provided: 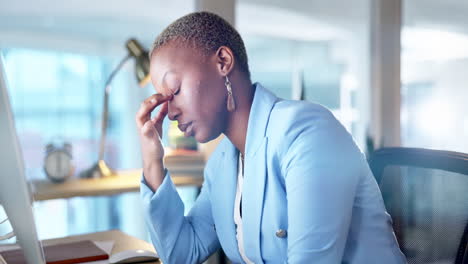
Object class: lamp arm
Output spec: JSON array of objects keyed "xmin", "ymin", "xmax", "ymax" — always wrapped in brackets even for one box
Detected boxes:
[{"xmin": 98, "ymin": 54, "xmax": 131, "ymax": 161}]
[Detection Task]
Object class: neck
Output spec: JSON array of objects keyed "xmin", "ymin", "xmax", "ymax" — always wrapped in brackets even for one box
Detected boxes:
[{"xmin": 224, "ymin": 73, "xmax": 254, "ymax": 156}]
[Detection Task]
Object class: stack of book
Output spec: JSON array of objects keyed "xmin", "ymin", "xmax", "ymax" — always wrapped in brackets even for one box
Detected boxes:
[
  {"xmin": 163, "ymin": 148, "xmax": 205, "ymax": 176},
  {"xmin": 0, "ymin": 240, "xmax": 108, "ymax": 264}
]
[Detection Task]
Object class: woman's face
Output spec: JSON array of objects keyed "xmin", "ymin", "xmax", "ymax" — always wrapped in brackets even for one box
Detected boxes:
[{"xmin": 150, "ymin": 43, "xmax": 228, "ymax": 143}]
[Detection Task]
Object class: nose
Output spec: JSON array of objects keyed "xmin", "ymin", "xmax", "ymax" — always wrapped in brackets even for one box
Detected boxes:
[{"xmin": 167, "ymin": 100, "xmax": 181, "ymax": 121}]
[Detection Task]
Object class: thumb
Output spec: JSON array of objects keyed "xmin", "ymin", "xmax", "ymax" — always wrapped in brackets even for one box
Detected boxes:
[{"xmin": 151, "ymin": 116, "xmax": 164, "ymax": 139}]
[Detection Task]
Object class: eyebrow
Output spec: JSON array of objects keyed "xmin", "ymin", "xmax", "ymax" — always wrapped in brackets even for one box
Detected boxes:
[{"xmin": 159, "ymin": 70, "xmax": 172, "ymax": 95}]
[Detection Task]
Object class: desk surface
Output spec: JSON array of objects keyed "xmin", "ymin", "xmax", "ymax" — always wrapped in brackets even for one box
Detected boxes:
[
  {"xmin": 32, "ymin": 168, "xmax": 204, "ymax": 201},
  {"xmin": 0, "ymin": 230, "xmax": 160, "ymax": 264}
]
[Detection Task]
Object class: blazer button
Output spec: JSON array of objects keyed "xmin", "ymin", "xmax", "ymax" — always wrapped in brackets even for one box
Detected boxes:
[{"xmin": 275, "ymin": 229, "xmax": 287, "ymax": 238}]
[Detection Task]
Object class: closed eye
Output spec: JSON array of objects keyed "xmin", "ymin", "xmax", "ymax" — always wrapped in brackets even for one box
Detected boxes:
[{"xmin": 173, "ymin": 87, "xmax": 181, "ymax": 95}]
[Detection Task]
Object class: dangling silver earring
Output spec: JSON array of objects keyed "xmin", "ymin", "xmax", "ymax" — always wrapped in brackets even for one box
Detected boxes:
[{"xmin": 225, "ymin": 76, "xmax": 236, "ymax": 112}]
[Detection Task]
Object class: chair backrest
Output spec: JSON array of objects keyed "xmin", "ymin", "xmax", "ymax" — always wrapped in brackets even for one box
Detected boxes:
[{"xmin": 369, "ymin": 147, "xmax": 468, "ymax": 264}]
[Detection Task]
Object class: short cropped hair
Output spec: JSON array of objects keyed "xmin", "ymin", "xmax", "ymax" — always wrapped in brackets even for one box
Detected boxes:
[{"xmin": 150, "ymin": 11, "xmax": 250, "ymax": 78}]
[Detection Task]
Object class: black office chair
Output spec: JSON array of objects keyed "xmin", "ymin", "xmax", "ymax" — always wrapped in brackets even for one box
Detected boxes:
[{"xmin": 369, "ymin": 147, "xmax": 468, "ymax": 264}]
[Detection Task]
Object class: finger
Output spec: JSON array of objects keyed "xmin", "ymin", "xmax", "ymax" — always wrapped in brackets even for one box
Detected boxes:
[
  {"xmin": 141, "ymin": 121, "xmax": 162, "ymax": 144},
  {"xmin": 136, "ymin": 94, "xmax": 172, "ymax": 128},
  {"xmin": 141, "ymin": 119, "xmax": 157, "ymax": 137},
  {"xmin": 139, "ymin": 94, "xmax": 172, "ymax": 118},
  {"xmin": 137, "ymin": 94, "xmax": 172, "ymax": 118},
  {"xmin": 153, "ymin": 101, "xmax": 169, "ymax": 124},
  {"xmin": 144, "ymin": 93, "xmax": 173, "ymax": 105}
]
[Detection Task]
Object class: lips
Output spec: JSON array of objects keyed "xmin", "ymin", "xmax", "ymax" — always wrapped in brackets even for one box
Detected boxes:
[{"xmin": 178, "ymin": 122, "xmax": 192, "ymax": 133}]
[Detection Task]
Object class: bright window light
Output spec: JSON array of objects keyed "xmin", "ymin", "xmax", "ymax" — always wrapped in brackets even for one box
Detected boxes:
[
  {"xmin": 402, "ymin": 28, "xmax": 468, "ymax": 61},
  {"xmin": 415, "ymin": 99, "xmax": 456, "ymax": 138}
]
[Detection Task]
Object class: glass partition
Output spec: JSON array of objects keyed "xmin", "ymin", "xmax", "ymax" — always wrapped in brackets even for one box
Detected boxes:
[{"xmin": 402, "ymin": 1, "xmax": 468, "ymax": 152}]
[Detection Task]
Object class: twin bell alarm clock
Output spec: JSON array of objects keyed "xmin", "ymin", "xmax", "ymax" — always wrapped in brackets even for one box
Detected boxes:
[{"xmin": 43, "ymin": 141, "xmax": 75, "ymax": 182}]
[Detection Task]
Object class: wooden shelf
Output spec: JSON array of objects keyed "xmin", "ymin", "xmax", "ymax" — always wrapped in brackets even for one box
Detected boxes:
[{"xmin": 32, "ymin": 165, "xmax": 204, "ymax": 201}]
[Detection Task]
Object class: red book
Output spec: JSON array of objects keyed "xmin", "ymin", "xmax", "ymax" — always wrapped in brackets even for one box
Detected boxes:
[{"xmin": 0, "ymin": 240, "xmax": 108, "ymax": 264}]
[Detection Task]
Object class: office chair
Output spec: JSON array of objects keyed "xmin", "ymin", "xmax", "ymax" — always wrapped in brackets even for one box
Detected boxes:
[{"xmin": 369, "ymin": 147, "xmax": 468, "ymax": 264}]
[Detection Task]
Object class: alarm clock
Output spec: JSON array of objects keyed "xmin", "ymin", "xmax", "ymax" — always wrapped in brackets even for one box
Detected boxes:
[{"xmin": 43, "ymin": 142, "xmax": 75, "ymax": 182}]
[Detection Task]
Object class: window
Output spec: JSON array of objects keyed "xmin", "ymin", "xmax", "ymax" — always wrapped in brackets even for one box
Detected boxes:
[
  {"xmin": 1, "ymin": 48, "xmax": 199, "ymax": 242},
  {"xmin": 402, "ymin": 3, "xmax": 468, "ymax": 152}
]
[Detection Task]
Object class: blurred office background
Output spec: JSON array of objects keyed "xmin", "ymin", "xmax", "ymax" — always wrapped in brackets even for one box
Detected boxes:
[{"xmin": 0, "ymin": 0, "xmax": 467, "ymax": 263}]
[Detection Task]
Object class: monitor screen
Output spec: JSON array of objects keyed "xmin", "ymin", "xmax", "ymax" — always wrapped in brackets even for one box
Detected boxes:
[{"xmin": 0, "ymin": 53, "xmax": 46, "ymax": 264}]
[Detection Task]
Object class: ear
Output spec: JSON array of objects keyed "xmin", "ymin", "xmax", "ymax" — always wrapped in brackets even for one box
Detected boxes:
[{"xmin": 215, "ymin": 46, "xmax": 235, "ymax": 76}]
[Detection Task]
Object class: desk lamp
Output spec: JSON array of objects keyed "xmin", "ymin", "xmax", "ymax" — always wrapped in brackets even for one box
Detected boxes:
[{"xmin": 82, "ymin": 38, "xmax": 151, "ymax": 178}]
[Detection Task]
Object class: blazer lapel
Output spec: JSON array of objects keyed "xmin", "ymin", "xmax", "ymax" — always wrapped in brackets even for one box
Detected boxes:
[
  {"xmin": 210, "ymin": 140, "xmax": 242, "ymax": 261},
  {"xmin": 241, "ymin": 83, "xmax": 278, "ymax": 263},
  {"xmin": 242, "ymin": 136, "xmax": 268, "ymax": 263}
]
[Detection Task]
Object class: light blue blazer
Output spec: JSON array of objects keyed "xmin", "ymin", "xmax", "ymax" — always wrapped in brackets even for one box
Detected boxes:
[{"xmin": 141, "ymin": 83, "xmax": 407, "ymax": 264}]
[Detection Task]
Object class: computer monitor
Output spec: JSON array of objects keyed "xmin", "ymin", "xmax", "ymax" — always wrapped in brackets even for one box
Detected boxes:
[{"xmin": 0, "ymin": 53, "xmax": 46, "ymax": 263}]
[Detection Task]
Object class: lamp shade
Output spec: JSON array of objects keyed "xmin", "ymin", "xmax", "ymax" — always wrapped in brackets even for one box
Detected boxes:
[{"xmin": 126, "ymin": 38, "xmax": 151, "ymax": 87}]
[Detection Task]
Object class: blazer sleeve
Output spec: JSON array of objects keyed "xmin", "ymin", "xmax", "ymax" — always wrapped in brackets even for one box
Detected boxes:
[
  {"xmin": 280, "ymin": 111, "xmax": 364, "ymax": 263},
  {"xmin": 140, "ymin": 170, "xmax": 220, "ymax": 264}
]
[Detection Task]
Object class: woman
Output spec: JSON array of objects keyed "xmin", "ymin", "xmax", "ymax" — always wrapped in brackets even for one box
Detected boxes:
[{"xmin": 136, "ymin": 11, "xmax": 406, "ymax": 264}]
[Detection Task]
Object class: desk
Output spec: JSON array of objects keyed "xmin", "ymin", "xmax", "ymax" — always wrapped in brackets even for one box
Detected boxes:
[{"xmin": 0, "ymin": 230, "xmax": 160, "ymax": 264}]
